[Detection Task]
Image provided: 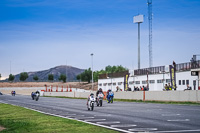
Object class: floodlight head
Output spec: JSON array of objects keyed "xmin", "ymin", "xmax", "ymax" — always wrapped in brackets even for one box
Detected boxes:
[{"xmin": 133, "ymin": 15, "xmax": 144, "ymax": 23}]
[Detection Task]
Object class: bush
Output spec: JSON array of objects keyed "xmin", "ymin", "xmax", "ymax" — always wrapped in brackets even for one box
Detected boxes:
[{"xmin": 20, "ymin": 72, "xmax": 29, "ymax": 81}]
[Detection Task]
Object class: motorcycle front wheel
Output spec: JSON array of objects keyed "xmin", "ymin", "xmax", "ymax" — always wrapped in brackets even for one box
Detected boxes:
[
  {"xmin": 100, "ymin": 100, "xmax": 102, "ymax": 106},
  {"xmin": 91, "ymin": 103, "xmax": 94, "ymax": 111}
]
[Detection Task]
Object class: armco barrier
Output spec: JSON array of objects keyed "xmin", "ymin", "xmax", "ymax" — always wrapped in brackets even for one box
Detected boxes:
[{"xmin": 43, "ymin": 90, "xmax": 200, "ymax": 102}]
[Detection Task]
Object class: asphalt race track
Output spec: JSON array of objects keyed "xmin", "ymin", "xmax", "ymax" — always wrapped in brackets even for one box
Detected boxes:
[{"xmin": 0, "ymin": 94, "xmax": 200, "ymax": 133}]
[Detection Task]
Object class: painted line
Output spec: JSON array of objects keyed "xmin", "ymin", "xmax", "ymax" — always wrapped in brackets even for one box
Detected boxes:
[
  {"xmin": 94, "ymin": 114, "xmax": 111, "ymax": 116},
  {"xmin": 167, "ymin": 119, "xmax": 190, "ymax": 122},
  {"xmin": 111, "ymin": 124, "xmax": 137, "ymax": 128},
  {"xmin": 97, "ymin": 121, "xmax": 120, "ymax": 124},
  {"xmin": 162, "ymin": 114, "xmax": 180, "ymax": 116},
  {"xmin": 65, "ymin": 114, "xmax": 76, "ymax": 116},
  {"xmin": 85, "ymin": 119, "xmax": 106, "ymax": 122},
  {"xmin": 128, "ymin": 128, "xmax": 158, "ymax": 132},
  {"xmin": 75, "ymin": 117, "xmax": 94, "ymax": 119},
  {"xmin": 25, "ymin": 108, "xmax": 132, "ymax": 133},
  {"xmin": 154, "ymin": 129, "xmax": 200, "ymax": 133},
  {"xmin": 0, "ymin": 102, "xmax": 132, "ymax": 133}
]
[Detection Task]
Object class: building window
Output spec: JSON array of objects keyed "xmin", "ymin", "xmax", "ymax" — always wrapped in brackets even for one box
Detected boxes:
[
  {"xmin": 108, "ymin": 83, "xmax": 112, "ymax": 86},
  {"xmin": 103, "ymin": 83, "xmax": 107, "ymax": 86},
  {"xmin": 99, "ymin": 83, "xmax": 102, "ymax": 86},
  {"xmin": 136, "ymin": 81, "xmax": 140, "ymax": 84},
  {"xmin": 186, "ymin": 80, "xmax": 189, "ymax": 85},
  {"xmin": 157, "ymin": 80, "xmax": 163, "ymax": 83},
  {"xmin": 166, "ymin": 79, "xmax": 171, "ymax": 83},
  {"xmin": 118, "ymin": 82, "xmax": 122, "ymax": 85},
  {"xmin": 182, "ymin": 80, "xmax": 185, "ymax": 85},
  {"xmin": 142, "ymin": 80, "xmax": 147, "ymax": 84},
  {"xmin": 179, "ymin": 80, "xmax": 181, "ymax": 85},
  {"xmin": 113, "ymin": 82, "xmax": 116, "ymax": 86},
  {"xmin": 129, "ymin": 81, "xmax": 134, "ymax": 84},
  {"xmin": 150, "ymin": 80, "xmax": 155, "ymax": 84}
]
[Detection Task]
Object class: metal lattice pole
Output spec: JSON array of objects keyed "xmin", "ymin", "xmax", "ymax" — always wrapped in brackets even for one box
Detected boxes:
[{"xmin": 147, "ymin": 0, "xmax": 153, "ymax": 67}]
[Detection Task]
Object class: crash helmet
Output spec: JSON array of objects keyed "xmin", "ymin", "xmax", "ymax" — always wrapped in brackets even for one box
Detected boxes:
[
  {"xmin": 99, "ymin": 88, "xmax": 102, "ymax": 91},
  {"xmin": 90, "ymin": 93, "xmax": 94, "ymax": 96}
]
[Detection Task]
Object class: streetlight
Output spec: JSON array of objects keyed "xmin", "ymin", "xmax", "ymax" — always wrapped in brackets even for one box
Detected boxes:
[{"xmin": 91, "ymin": 53, "xmax": 94, "ymax": 90}]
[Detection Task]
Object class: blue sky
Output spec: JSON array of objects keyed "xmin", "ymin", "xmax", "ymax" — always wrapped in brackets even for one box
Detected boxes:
[{"xmin": 0, "ymin": 0, "xmax": 200, "ymax": 79}]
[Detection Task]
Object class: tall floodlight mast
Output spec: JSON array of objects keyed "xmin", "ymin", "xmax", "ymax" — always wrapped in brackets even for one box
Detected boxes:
[
  {"xmin": 147, "ymin": 0, "xmax": 153, "ymax": 67},
  {"xmin": 134, "ymin": 15, "xmax": 144, "ymax": 69}
]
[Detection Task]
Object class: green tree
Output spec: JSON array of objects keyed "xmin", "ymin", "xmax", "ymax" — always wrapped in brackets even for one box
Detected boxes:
[
  {"xmin": 59, "ymin": 74, "xmax": 67, "ymax": 82},
  {"xmin": 8, "ymin": 74, "xmax": 15, "ymax": 82},
  {"xmin": 76, "ymin": 68, "xmax": 92, "ymax": 83},
  {"xmin": 33, "ymin": 75, "xmax": 39, "ymax": 81},
  {"xmin": 48, "ymin": 74, "xmax": 54, "ymax": 82},
  {"xmin": 77, "ymin": 65, "xmax": 127, "ymax": 83},
  {"xmin": 20, "ymin": 72, "xmax": 29, "ymax": 81},
  {"xmin": 93, "ymin": 71, "xmax": 99, "ymax": 82},
  {"xmin": 76, "ymin": 74, "xmax": 81, "ymax": 81}
]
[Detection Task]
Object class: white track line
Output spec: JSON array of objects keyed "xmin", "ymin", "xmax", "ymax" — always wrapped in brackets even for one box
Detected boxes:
[
  {"xmin": 162, "ymin": 114, "xmax": 180, "ymax": 116},
  {"xmin": 94, "ymin": 114, "xmax": 112, "ymax": 116},
  {"xmin": 128, "ymin": 128, "xmax": 158, "ymax": 132},
  {"xmin": 75, "ymin": 117, "xmax": 94, "ymax": 119},
  {"xmin": 111, "ymin": 124, "xmax": 137, "ymax": 128},
  {"xmin": 85, "ymin": 119, "xmax": 106, "ymax": 122},
  {"xmin": 97, "ymin": 121, "xmax": 120, "ymax": 124},
  {"xmin": 1, "ymin": 102, "xmax": 133, "ymax": 133},
  {"xmin": 167, "ymin": 119, "xmax": 190, "ymax": 122},
  {"xmin": 154, "ymin": 129, "xmax": 200, "ymax": 133}
]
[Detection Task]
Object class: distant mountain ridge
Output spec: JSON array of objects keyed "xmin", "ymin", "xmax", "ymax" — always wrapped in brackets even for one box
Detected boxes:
[{"xmin": 10, "ymin": 65, "xmax": 85, "ymax": 82}]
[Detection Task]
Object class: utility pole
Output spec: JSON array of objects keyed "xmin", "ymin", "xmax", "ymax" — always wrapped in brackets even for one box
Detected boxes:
[{"xmin": 91, "ymin": 53, "xmax": 94, "ymax": 90}]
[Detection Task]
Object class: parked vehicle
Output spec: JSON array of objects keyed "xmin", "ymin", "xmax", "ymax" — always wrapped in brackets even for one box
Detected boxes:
[
  {"xmin": 107, "ymin": 91, "xmax": 114, "ymax": 103},
  {"xmin": 87, "ymin": 94, "xmax": 95, "ymax": 111},
  {"xmin": 96, "ymin": 92, "xmax": 104, "ymax": 106},
  {"xmin": 0, "ymin": 92, "xmax": 3, "ymax": 95}
]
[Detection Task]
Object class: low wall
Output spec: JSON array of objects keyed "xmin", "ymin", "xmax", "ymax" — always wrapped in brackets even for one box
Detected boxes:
[
  {"xmin": 44, "ymin": 91, "xmax": 96, "ymax": 98},
  {"xmin": 43, "ymin": 90, "xmax": 200, "ymax": 102},
  {"xmin": 0, "ymin": 88, "xmax": 39, "ymax": 95}
]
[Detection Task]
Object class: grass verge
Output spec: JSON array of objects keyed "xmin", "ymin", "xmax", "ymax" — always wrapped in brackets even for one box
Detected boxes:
[
  {"xmin": 43, "ymin": 96, "xmax": 200, "ymax": 105},
  {"xmin": 113, "ymin": 99, "xmax": 200, "ymax": 105},
  {"xmin": 0, "ymin": 103, "xmax": 118, "ymax": 133}
]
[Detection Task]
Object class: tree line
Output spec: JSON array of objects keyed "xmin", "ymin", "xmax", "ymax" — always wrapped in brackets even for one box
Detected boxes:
[
  {"xmin": 76, "ymin": 65, "xmax": 127, "ymax": 83},
  {"xmin": 7, "ymin": 73, "xmax": 67, "ymax": 82},
  {"xmin": 1, "ymin": 65, "xmax": 126, "ymax": 83}
]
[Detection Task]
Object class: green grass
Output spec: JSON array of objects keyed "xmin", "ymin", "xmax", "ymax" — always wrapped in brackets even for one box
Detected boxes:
[
  {"xmin": 113, "ymin": 99, "xmax": 200, "ymax": 105},
  {"xmin": 0, "ymin": 103, "xmax": 118, "ymax": 133}
]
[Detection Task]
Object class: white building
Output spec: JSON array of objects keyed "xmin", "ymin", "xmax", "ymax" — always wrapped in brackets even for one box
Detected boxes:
[{"xmin": 98, "ymin": 61, "xmax": 200, "ymax": 92}]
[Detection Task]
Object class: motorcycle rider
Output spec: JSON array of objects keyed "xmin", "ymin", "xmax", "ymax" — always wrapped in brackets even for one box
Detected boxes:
[
  {"xmin": 96, "ymin": 88, "xmax": 104, "ymax": 98},
  {"xmin": 87, "ymin": 93, "xmax": 94, "ymax": 105},
  {"xmin": 35, "ymin": 90, "xmax": 40, "ymax": 95},
  {"xmin": 106, "ymin": 89, "xmax": 111, "ymax": 98}
]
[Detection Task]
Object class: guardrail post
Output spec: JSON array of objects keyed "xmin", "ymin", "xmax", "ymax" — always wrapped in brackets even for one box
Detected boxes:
[{"xmin": 143, "ymin": 91, "xmax": 145, "ymax": 101}]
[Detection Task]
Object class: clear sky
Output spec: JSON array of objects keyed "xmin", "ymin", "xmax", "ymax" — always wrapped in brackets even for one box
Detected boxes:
[{"xmin": 0, "ymin": 0, "xmax": 200, "ymax": 79}]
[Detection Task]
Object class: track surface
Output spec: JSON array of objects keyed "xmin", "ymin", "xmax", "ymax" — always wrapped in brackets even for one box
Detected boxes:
[{"xmin": 0, "ymin": 94, "xmax": 200, "ymax": 132}]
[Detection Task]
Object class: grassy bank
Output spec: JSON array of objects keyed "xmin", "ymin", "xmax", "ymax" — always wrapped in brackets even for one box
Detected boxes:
[
  {"xmin": 0, "ymin": 103, "xmax": 118, "ymax": 133},
  {"xmin": 113, "ymin": 99, "xmax": 200, "ymax": 105}
]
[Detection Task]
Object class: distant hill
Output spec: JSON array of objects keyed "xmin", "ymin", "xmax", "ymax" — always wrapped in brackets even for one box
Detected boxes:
[{"xmin": 7, "ymin": 65, "xmax": 85, "ymax": 82}]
